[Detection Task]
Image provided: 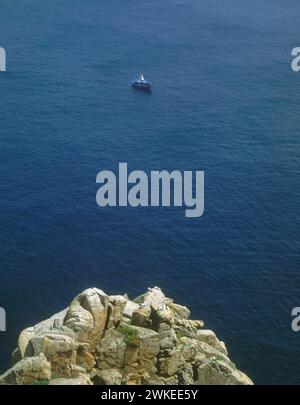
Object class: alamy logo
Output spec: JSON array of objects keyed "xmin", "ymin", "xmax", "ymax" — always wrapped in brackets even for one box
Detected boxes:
[
  {"xmin": 96, "ymin": 163, "xmax": 204, "ymax": 218},
  {"xmin": 0, "ymin": 307, "xmax": 6, "ymax": 332},
  {"xmin": 0, "ymin": 47, "xmax": 6, "ymax": 72},
  {"xmin": 291, "ymin": 47, "xmax": 300, "ymax": 72},
  {"xmin": 291, "ymin": 307, "xmax": 300, "ymax": 332}
]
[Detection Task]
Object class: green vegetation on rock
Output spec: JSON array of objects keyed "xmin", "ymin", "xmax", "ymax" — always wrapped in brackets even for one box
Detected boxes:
[
  {"xmin": 32, "ymin": 380, "xmax": 49, "ymax": 385},
  {"xmin": 117, "ymin": 324, "xmax": 141, "ymax": 346}
]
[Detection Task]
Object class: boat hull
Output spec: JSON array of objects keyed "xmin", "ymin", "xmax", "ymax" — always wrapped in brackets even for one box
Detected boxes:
[{"xmin": 131, "ymin": 82, "xmax": 152, "ymax": 91}]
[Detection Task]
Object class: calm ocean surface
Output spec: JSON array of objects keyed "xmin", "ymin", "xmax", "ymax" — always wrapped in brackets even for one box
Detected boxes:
[{"xmin": 0, "ymin": 0, "xmax": 299, "ymax": 384}]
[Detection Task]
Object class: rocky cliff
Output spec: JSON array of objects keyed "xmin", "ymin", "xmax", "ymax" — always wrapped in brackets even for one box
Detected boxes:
[{"xmin": 0, "ymin": 287, "xmax": 253, "ymax": 385}]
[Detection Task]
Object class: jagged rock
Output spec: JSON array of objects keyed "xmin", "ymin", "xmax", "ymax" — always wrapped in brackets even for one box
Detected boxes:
[
  {"xmin": 96, "ymin": 329, "xmax": 127, "ymax": 369},
  {"xmin": 92, "ymin": 369, "xmax": 122, "ymax": 385},
  {"xmin": 11, "ymin": 347, "xmax": 22, "ymax": 365},
  {"xmin": 97, "ymin": 323, "xmax": 160, "ymax": 375},
  {"xmin": 158, "ymin": 326, "xmax": 177, "ymax": 350},
  {"xmin": 142, "ymin": 287, "xmax": 167, "ymax": 311},
  {"xmin": 76, "ymin": 345, "xmax": 96, "ymax": 371},
  {"xmin": 163, "ymin": 375, "xmax": 179, "ymax": 385},
  {"xmin": 151, "ymin": 306, "xmax": 174, "ymax": 329},
  {"xmin": 12, "ymin": 313, "xmax": 79, "ymax": 378},
  {"xmin": 141, "ymin": 373, "xmax": 165, "ymax": 385},
  {"xmin": 131, "ymin": 306, "xmax": 151, "ymax": 328},
  {"xmin": 143, "ymin": 375, "xmax": 162, "ymax": 385},
  {"xmin": 174, "ymin": 318, "xmax": 204, "ymax": 338},
  {"xmin": 18, "ymin": 328, "xmax": 35, "ymax": 359},
  {"xmin": 2, "ymin": 286, "xmax": 253, "ymax": 385},
  {"xmin": 168, "ymin": 303, "xmax": 191, "ymax": 319},
  {"xmin": 0, "ymin": 354, "xmax": 51, "ymax": 385},
  {"xmin": 178, "ymin": 363, "xmax": 194, "ymax": 384},
  {"xmin": 107, "ymin": 295, "xmax": 128, "ymax": 328},
  {"xmin": 123, "ymin": 301, "xmax": 140, "ymax": 319},
  {"xmin": 29, "ymin": 331, "xmax": 77, "ymax": 377},
  {"xmin": 69, "ymin": 364, "xmax": 86, "ymax": 377},
  {"xmin": 191, "ymin": 341, "xmax": 252, "ymax": 385},
  {"xmin": 49, "ymin": 375, "xmax": 92, "ymax": 385},
  {"xmin": 123, "ymin": 373, "xmax": 143, "ymax": 385},
  {"xmin": 133, "ymin": 326, "xmax": 160, "ymax": 370},
  {"xmin": 196, "ymin": 357, "xmax": 253, "ymax": 385},
  {"xmin": 119, "ymin": 324, "xmax": 160, "ymax": 371},
  {"xmin": 124, "ymin": 345, "xmax": 139, "ymax": 368},
  {"xmin": 64, "ymin": 288, "xmax": 109, "ymax": 351},
  {"xmin": 16, "ymin": 308, "xmax": 69, "ymax": 360},
  {"xmin": 196, "ymin": 329, "xmax": 227, "ymax": 355},
  {"xmin": 158, "ymin": 350, "xmax": 185, "ymax": 376}
]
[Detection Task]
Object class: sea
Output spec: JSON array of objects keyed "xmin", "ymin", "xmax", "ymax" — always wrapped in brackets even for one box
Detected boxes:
[{"xmin": 0, "ymin": 0, "xmax": 299, "ymax": 384}]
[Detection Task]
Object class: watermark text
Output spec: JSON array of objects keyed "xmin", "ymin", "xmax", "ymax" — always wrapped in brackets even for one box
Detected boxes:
[
  {"xmin": 0, "ymin": 47, "xmax": 6, "ymax": 72},
  {"xmin": 291, "ymin": 47, "xmax": 300, "ymax": 72},
  {"xmin": 291, "ymin": 307, "xmax": 300, "ymax": 332},
  {"xmin": 0, "ymin": 307, "xmax": 6, "ymax": 332},
  {"xmin": 96, "ymin": 163, "xmax": 204, "ymax": 218}
]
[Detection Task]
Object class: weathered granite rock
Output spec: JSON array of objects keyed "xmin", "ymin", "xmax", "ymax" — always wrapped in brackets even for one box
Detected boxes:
[
  {"xmin": 92, "ymin": 368, "xmax": 122, "ymax": 385},
  {"xmin": 76, "ymin": 345, "xmax": 96, "ymax": 371},
  {"xmin": 29, "ymin": 331, "xmax": 77, "ymax": 377},
  {"xmin": 140, "ymin": 287, "xmax": 175, "ymax": 329},
  {"xmin": 0, "ymin": 354, "xmax": 51, "ymax": 385},
  {"xmin": 192, "ymin": 341, "xmax": 252, "ymax": 385},
  {"xmin": 158, "ymin": 323, "xmax": 177, "ymax": 350},
  {"xmin": 158, "ymin": 350, "xmax": 185, "ymax": 376},
  {"xmin": 128, "ymin": 325, "xmax": 160, "ymax": 370},
  {"xmin": 107, "ymin": 295, "xmax": 128, "ymax": 328},
  {"xmin": 69, "ymin": 364, "xmax": 87, "ymax": 378},
  {"xmin": 64, "ymin": 288, "xmax": 109, "ymax": 351},
  {"xmin": 174, "ymin": 318, "xmax": 204, "ymax": 338},
  {"xmin": 178, "ymin": 363, "xmax": 194, "ymax": 385},
  {"xmin": 16, "ymin": 308, "xmax": 69, "ymax": 361},
  {"xmin": 95, "ymin": 329, "xmax": 127, "ymax": 369},
  {"xmin": 196, "ymin": 358, "xmax": 253, "ymax": 385},
  {"xmin": 49, "ymin": 375, "xmax": 92, "ymax": 385},
  {"xmin": 196, "ymin": 329, "xmax": 227, "ymax": 355},
  {"xmin": 1, "ymin": 286, "xmax": 254, "ymax": 385},
  {"xmin": 142, "ymin": 287, "xmax": 167, "ymax": 311},
  {"xmin": 168, "ymin": 303, "xmax": 191, "ymax": 320},
  {"xmin": 123, "ymin": 301, "xmax": 140, "ymax": 319},
  {"xmin": 131, "ymin": 306, "xmax": 152, "ymax": 328}
]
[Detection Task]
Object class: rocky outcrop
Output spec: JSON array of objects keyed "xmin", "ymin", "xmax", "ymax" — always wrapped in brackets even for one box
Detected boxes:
[
  {"xmin": 0, "ymin": 287, "xmax": 253, "ymax": 385},
  {"xmin": 0, "ymin": 354, "xmax": 51, "ymax": 385}
]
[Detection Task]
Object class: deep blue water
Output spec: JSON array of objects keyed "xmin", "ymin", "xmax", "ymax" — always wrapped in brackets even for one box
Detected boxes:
[{"xmin": 0, "ymin": 0, "xmax": 300, "ymax": 384}]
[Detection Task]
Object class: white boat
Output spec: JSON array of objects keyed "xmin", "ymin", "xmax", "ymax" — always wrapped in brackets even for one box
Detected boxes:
[{"xmin": 131, "ymin": 73, "xmax": 152, "ymax": 90}]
